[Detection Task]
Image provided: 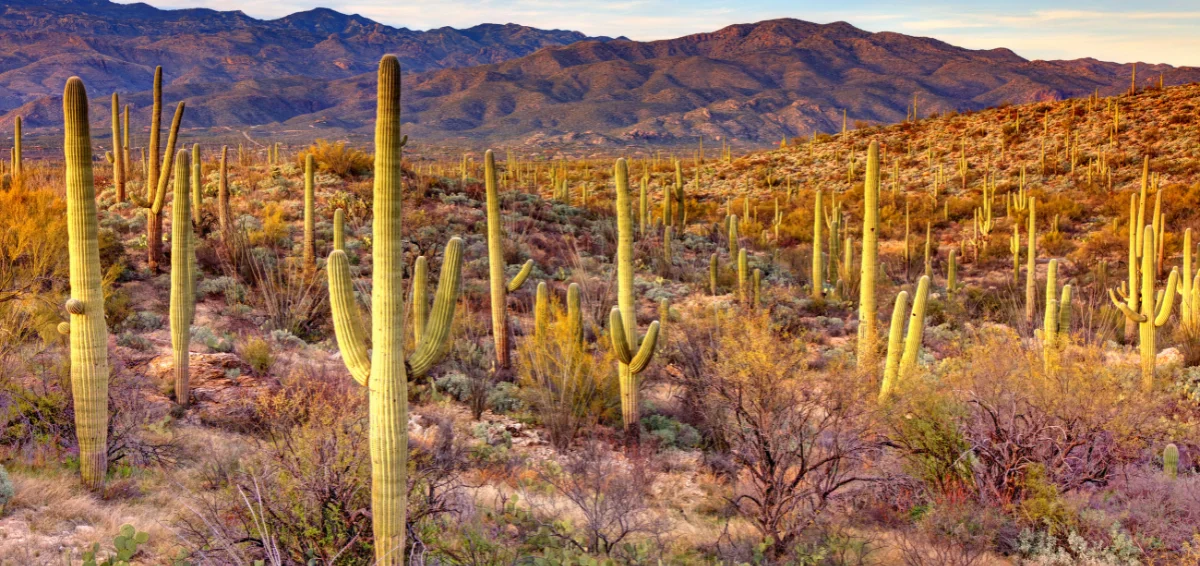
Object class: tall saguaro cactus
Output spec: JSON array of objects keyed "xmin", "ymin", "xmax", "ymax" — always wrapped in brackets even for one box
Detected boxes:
[
  {"xmin": 1024, "ymin": 197, "xmax": 1037, "ymax": 327},
  {"xmin": 1110, "ymin": 225, "xmax": 1179, "ymax": 391},
  {"xmin": 812, "ymin": 189, "xmax": 824, "ymax": 299},
  {"xmin": 303, "ymin": 153, "xmax": 316, "ymax": 270},
  {"xmin": 145, "ymin": 68, "xmax": 185, "ymax": 273},
  {"xmin": 610, "ymin": 158, "xmax": 661, "ymax": 436},
  {"xmin": 327, "ymin": 55, "xmax": 465, "ymax": 566},
  {"xmin": 218, "ymin": 146, "xmax": 230, "ymax": 240},
  {"xmin": 1041, "ymin": 259, "xmax": 1072, "ymax": 374},
  {"xmin": 111, "ymin": 93, "xmax": 125, "ymax": 202},
  {"xmin": 857, "ymin": 140, "xmax": 881, "ymax": 369},
  {"xmin": 63, "ymin": 77, "xmax": 110, "ymax": 489},
  {"xmin": 191, "ymin": 144, "xmax": 202, "ymax": 226},
  {"xmin": 170, "ymin": 149, "xmax": 194, "ymax": 406},
  {"xmin": 485, "ymin": 150, "xmax": 534, "ymax": 372}
]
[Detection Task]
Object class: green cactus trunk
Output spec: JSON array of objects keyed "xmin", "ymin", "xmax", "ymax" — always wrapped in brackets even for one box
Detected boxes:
[
  {"xmin": 326, "ymin": 57, "xmax": 461, "ymax": 566},
  {"xmin": 710, "ymin": 253, "xmax": 719, "ymax": 296},
  {"xmin": 738, "ymin": 248, "xmax": 748, "ymax": 304},
  {"xmin": 111, "ymin": 93, "xmax": 125, "ymax": 202},
  {"xmin": 1025, "ymin": 197, "xmax": 1037, "ymax": 328},
  {"xmin": 303, "ymin": 153, "xmax": 316, "ymax": 270},
  {"xmin": 170, "ymin": 149, "xmax": 193, "ymax": 406},
  {"xmin": 567, "ymin": 283, "xmax": 583, "ymax": 348},
  {"xmin": 535, "ymin": 281, "xmax": 549, "ymax": 346},
  {"xmin": 812, "ymin": 189, "xmax": 824, "ymax": 299},
  {"xmin": 857, "ymin": 141, "xmax": 881, "ymax": 369},
  {"xmin": 191, "ymin": 144, "xmax": 202, "ymax": 226},
  {"xmin": 947, "ymin": 249, "xmax": 958, "ymax": 295},
  {"xmin": 728, "ymin": 214, "xmax": 739, "ymax": 257},
  {"xmin": 63, "ymin": 77, "xmax": 110, "ymax": 489},
  {"xmin": 333, "ymin": 209, "xmax": 345, "ymax": 251},
  {"xmin": 485, "ymin": 150, "xmax": 533, "ymax": 371},
  {"xmin": 218, "ymin": 146, "xmax": 230, "ymax": 241},
  {"xmin": 879, "ymin": 276, "xmax": 930, "ymax": 399},
  {"xmin": 1110, "ymin": 225, "xmax": 1179, "ymax": 391},
  {"xmin": 611, "ymin": 158, "xmax": 660, "ymax": 437},
  {"xmin": 12, "ymin": 115, "xmax": 22, "ymax": 185},
  {"xmin": 1164, "ymin": 443, "xmax": 1179, "ymax": 479}
]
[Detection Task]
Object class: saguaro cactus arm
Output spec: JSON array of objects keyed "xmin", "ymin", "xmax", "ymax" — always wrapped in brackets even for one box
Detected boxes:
[
  {"xmin": 1153, "ymin": 269, "xmax": 1180, "ymax": 326},
  {"xmin": 609, "ymin": 309, "xmax": 660, "ymax": 374},
  {"xmin": 408, "ymin": 238, "xmax": 464, "ymax": 378},
  {"xmin": 507, "ymin": 260, "xmax": 534, "ymax": 292},
  {"xmin": 328, "ymin": 250, "xmax": 371, "ymax": 387}
]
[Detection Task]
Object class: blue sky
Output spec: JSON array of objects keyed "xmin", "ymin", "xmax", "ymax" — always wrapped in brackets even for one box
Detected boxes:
[{"xmin": 123, "ymin": 0, "xmax": 1200, "ymax": 65}]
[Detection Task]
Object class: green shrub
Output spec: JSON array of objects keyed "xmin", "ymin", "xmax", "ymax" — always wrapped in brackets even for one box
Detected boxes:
[
  {"xmin": 241, "ymin": 337, "xmax": 274, "ymax": 376},
  {"xmin": 0, "ymin": 464, "xmax": 13, "ymax": 513}
]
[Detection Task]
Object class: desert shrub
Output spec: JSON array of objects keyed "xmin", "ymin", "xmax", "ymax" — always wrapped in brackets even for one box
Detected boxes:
[
  {"xmin": 240, "ymin": 337, "xmax": 274, "ymax": 376},
  {"xmin": 301, "ymin": 139, "xmax": 371, "ymax": 178},
  {"xmin": 190, "ymin": 326, "xmax": 234, "ymax": 353},
  {"xmin": 250, "ymin": 202, "xmax": 290, "ymax": 247},
  {"xmin": 246, "ymin": 246, "xmax": 327, "ymax": 340},
  {"xmin": 0, "ymin": 465, "xmax": 13, "ymax": 513},
  {"xmin": 896, "ymin": 502, "xmax": 1005, "ymax": 566},
  {"xmin": 516, "ymin": 302, "xmax": 619, "ymax": 450},
  {"xmin": 641, "ymin": 414, "xmax": 700, "ymax": 450},
  {"xmin": 702, "ymin": 313, "xmax": 874, "ymax": 559}
]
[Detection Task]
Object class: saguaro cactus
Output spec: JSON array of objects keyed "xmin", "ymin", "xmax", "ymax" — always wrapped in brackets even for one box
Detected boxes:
[
  {"xmin": 738, "ymin": 248, "xmax": 748, "ymax": 303},
  {"xmin": 218, "ymin": 146, "xmax": 230, "ymax": 240},
  {"xmin": 1110, "ymin": 225, "xmax": 1179, "ymax": 391},
  {"xmin": 947, "ymin": 249, "xmax": 958, "ymax": 295},
  {"xmin": 610, "ymin": 158, "xmax": 660, "ymax": 436},
  {"xmin": 170, "ymin": 149, "xmax": 194, "ymax": 406},
  {"xmin": 333, "ymin": 209, "xmax": 345, "ymax": 251},
  {"xmin": 485, "ymin": 150, "xmax": 535, "ymax": 371},
  {"xmin": 880, "ymin": 275, "xmax": 930, "ymax": 399},
  {"xmin": 303, "ymin": 153, "xmax": 316, "ymax": 270},
  {"xmin": 191, "ymin": 144, "xmax": 202, "ymax": 226},
  {"xmin": 1164, "ymin": 443, "xmax": 1179, "ymax": 479},
  {"xmin": 534, "ymin": 281, "xmax": 549, "ymax": 345},
  {"xmin": 111, "ymin": 93, "xmax": 125, "ymax": 202},
  {"xmin": 567, "ymin": 283, "xmax": 583, "ymax": 348},
  {"xmin": 326, "ymin": 56, "xmax": 465, "ymax": 566},
  {"xmin": 1179, "ymin": 228, "xmax": 1199, "ymax": 334},
  {"xmin": 812, "ymin": 189, "xmax": 824, "ymax": 299},
  {"xmin": 728, "ymin": 214, "xmax": 739, "ymax": 257},
  {"xmin": 1040, "ymin": 259, "xmax": 1072, "ymax": 373},
  {"xmin": 146, "ymin": 83, "xmax": 185, "ymax": 273},
  {"xmin": 710, "ymin": 253, "xmax": 719, "ymax": 295},
  {"xmin": 12, "ymin": 115, "xmax": 22, "ymax": 184},
  {"xmin": 63, "ymin": 77, "xmax": 110, "ymax": 489},
  {"xmin": 858, "ymin": 140, "xmax": 881, "ymax": 369},
  {"xmin": 1024, "ymin": 197, "xmax": 1037, "ymax": 327}
]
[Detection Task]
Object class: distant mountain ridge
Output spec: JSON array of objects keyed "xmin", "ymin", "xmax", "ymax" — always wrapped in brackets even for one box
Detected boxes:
[
  {"xmin": 0, "ymin": 0, "xmax": 616, "ymax": 113},
  {"xmin": 3, "ymin": 3, "xmax": 1199, "ymax": 146}
]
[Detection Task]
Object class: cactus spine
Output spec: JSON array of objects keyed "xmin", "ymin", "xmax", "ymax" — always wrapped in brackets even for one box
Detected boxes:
[
  {"xmin": 303, "ymin": 153, "xmax": 316, "ymax": 270},
  {"xmin": 327, "ymin": 57, "xmax": 465, "ymax": 565},
  {"xmin": 1109, "ymin": 225, "xmax": 1179, "ymax": 391},
  {"xmin": 880, "ymin": 275, "xmax": 930, "ymax": 399},
  {"xmin": 857, "ymin": 140, "xmax": 880, "ymax": 369},
  {"xmin": 170, "ymin": 150, "xmax": 194, "ymax": 406},
  {"xmin": 111, "ymin": 93, "xmax": 125, "ymax": 202},
  {"xmin": 1164, "ymin": 443, "xmax": 1179, "ymax": 479},
  {"xmin": 63, "ymin": 77, "xmax": 110, "ymax": 489},
  {"xmin": 610, "ymin": 158, "xmax": 660, "ymax": 436},
  {"xmin": 485, "ymin": 150, "xmax": 534, "ymax": 371}
]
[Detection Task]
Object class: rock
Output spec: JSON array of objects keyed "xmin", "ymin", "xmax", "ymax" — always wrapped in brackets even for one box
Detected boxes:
[
  {"xmin": 1158, "ymin": 347, "xmax": 1183, "ymax": 367},
  {"xmin": 146, "ymin": 352, "xmax": 280, "ymax": 428}
]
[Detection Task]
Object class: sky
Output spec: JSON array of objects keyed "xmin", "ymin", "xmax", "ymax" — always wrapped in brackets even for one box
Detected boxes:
[{"xmin": 120, "ymin": 0, "xmax": 1200, "ymax": 66}]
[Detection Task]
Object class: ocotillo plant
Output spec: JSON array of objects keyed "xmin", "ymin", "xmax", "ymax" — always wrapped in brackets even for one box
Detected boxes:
[
  {"xmin": 1164, "ymin": 443, "xmax": 1179, "ymax": 479},
  {"xmin": 858, "ymin": 140, "xmax": 881, "ymax": 369},
  {"xmin": 111, "ymin": 93, "xmax": 125, "ymax": 202},
  {"xmin": 609, "ymin": 158, "xmax": 660, "ymax": 436},
  {"xmin": 1040, "ymin": 259, "xmax": 1072, "ymax": 374},
  {"xmin": 303, "ymin": 153, "xmax": 316, "ymax": 270},
  {"xmin": 170, "ymin": 149, "xmax": 194, "ymax": 406},
  {"xmin": 485, "ymin": 150, "xmax": 535, "ymax": 372},
  {"xmin": 327, "ymin": 55, "xmax": 465, "ymax": 566},
  {"xmin": 880, "ymin": 275, "xmax": 930, "ymax": 399},
  {"xmin": 1109, "ymin": 225, "xmax": 1179, "ymax": 391},
  {"xmin": 63, "ymin": 77, "xmax": 111, "ymax": 489}
]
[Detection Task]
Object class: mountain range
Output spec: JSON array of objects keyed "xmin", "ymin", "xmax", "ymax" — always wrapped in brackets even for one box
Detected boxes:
[{"xmin": 4, "ymin": 0, "xmax": 1199, "ymax": 146}]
